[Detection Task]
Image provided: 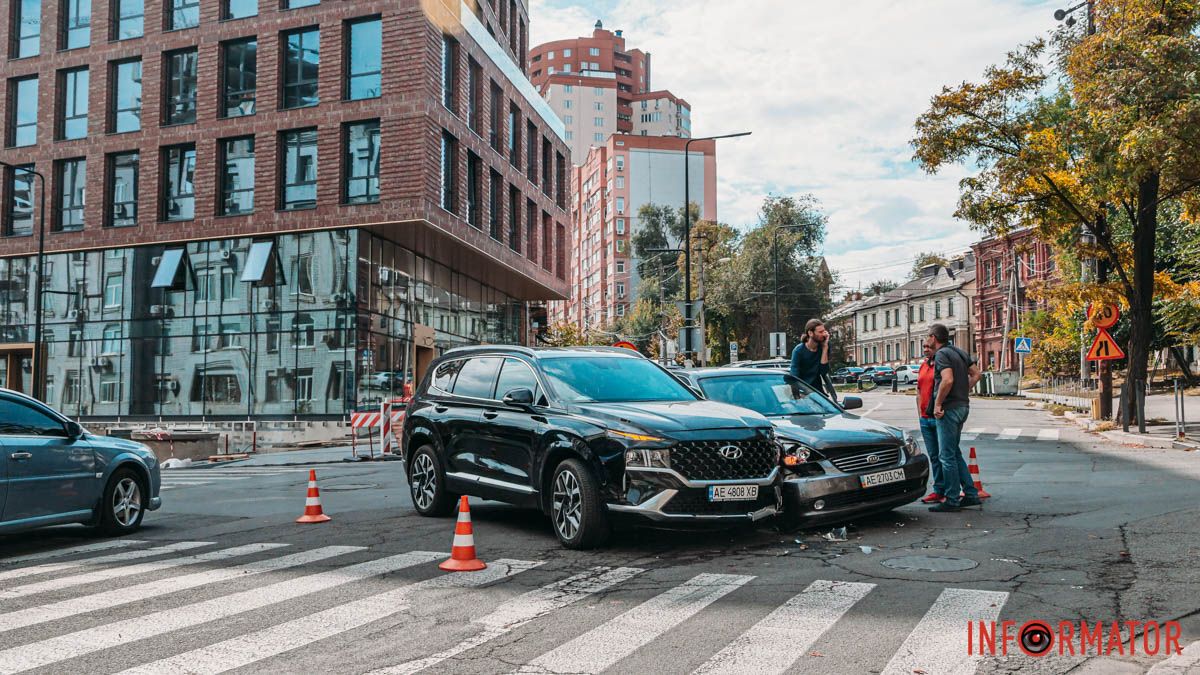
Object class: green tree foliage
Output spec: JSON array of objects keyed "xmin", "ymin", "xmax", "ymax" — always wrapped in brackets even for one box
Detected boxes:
[
  {"xmin": 866, "ymin": 280, "xmax": 899, "ymax": 296},
  {"xmin": 910, "ymin": 252, "xmax": 950, "ymax": 279}
]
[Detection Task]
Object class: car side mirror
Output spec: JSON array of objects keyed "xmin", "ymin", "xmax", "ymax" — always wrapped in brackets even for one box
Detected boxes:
[
  {"xmin": 841, "ymin": 396, "xmax": 863, "ymax": 410},
  {"xmin": 65, "ymin": 421, "xmax": 84, "ymax": 439},
  {"xmin": 502, "ymin": 387, "xmax": 535, "ymax": 408}
]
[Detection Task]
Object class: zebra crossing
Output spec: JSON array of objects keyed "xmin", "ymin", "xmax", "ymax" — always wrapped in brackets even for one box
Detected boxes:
[
  {"xmin": 159, "ymin": 466, "xmax": 312, "ymax": 491},
  {"xmin": 0, "ymin": 538, "xmax": 1184, "ymax": 674},
  {"xmin": 959, "ymin": 427, "xmax": 1062, "ymax": 442}
]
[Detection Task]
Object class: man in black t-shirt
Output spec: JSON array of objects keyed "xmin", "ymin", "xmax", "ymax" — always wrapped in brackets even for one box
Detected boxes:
[
  {"xmin": 926, "ymin": 323, "xmax": 984, "ymax": 512},
  {"xmin": 789, "ymin": 319, "xmax": 830, "ymax": 397}
]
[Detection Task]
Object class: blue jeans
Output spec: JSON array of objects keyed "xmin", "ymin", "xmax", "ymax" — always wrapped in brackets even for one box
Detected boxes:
[
  {"xmin": 935, "ymin": 405, "xmax": 978, "ymax": 506},
  {"xmin": 919, "ymin": 417, "xmax": 943, "ymax": 495}
]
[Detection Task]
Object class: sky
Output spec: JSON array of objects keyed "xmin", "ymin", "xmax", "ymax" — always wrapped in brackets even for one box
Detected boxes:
[{"xmin": 529, "ymin": 0, "xmax": 1062, "ymax": 294}]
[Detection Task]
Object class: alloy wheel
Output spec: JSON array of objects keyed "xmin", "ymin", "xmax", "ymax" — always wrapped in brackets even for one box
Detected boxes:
[
  {"xmin": 112, "ymin": 477, "xmax": 142, "ymax": 527},
  {"xmin": 552, "ymin": 469, "xmax": 582, "ymax": 541},
  {"xmin": 411, "ymin": 453, "xmax": 437, "ymax": 510}
]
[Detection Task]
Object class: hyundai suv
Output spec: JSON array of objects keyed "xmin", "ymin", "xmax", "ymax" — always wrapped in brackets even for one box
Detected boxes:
[{"xmin": 401, "ymin": 346, "xmax": 781, "ymax": 549}]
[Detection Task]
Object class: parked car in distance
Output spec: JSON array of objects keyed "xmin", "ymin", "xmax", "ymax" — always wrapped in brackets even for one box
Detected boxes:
[
  {"xmin": 831, "ymin": 367, "xmax": 865, "ymax": 384},
  {"xmin": 894, "ymin": 364, "xmax": 922, "ymax": 385},
  {"xmin": 0, "ymin": 388, "xmax": 162, "ymax": 536},
  {"xmin": 859, "ymin": 366, "xmax": 896, "ymax": 384},
  {"xmin": 674, "ymin": 369, "xmax": 929, "ymax": 528},
  {"xmin": 402, "ymin": 346, "xmax": 781, "ymax": 549},
  {"xmin": 725, "ymin": 359, "xmax": 790, "ymax": 370}
]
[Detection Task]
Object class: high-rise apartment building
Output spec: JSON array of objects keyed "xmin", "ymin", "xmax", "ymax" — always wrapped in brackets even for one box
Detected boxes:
[{"xmin": 0, "ymin": 0, "xmax": 570, "ymax": 420}]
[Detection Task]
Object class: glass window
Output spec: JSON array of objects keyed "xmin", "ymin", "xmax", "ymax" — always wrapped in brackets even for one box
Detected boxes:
[
  {"xmin": 296, "ymin": 256, "xmax": 313, "ymax": 293},
  {"xmin": 451, "ymin": 357, "xmax": 501, "ymax": 399},
  {"xmin": 3, "ymin": 165, "xmax": 34, "ymax": 236},
  {"xmin": 508, "ymin": 104, "xmax": 520, "ymax": 168},
  {"xmin": 589, "ymin": 47, "xmax": 600, "ymax": 56},
  {"xmin": 219, "ymin": 137, "xmax": 255, "ymax": 215},
  {"xmin": 108, "ymin": 152, "xmax": 138, "ymax": 227},
  {"xmin": 222, "ymin": 38, "xmax": 257, "ymax": 117},
  {"xmin": 168, "ymin": 0, "xmax": 198, "ymax": 30},
  {"xmin": 63, "ymin": 0, "xmax": 90, "ymax": 48},
  {"xmin": 440, "ymin": 131, "xmax": 457, "ymax": 212},
  {"xmin": 347, "ymin": 18, "xmax": 381, "ymax": 100},
  {"xmin": 112, "ymin": 59, "xmax": 142, "ymax": 133},
  {"xmin": 0, "ymin": 397, "xmax": 67, "ymax": 436},
  {"xmin": 294, "ymin": 313, "xmax": 315, "ymax": 346},
  {"xmin": 13, "ymin": 0, "xmax": 41, "ymax": 57},
  {"xmin": 10, "ymin": 76, "xmax": 38, "ymax": 147},
  {"xmin": 467, "ymin": 58, "xmax": 482, "ymax": 133},
  {"xmin": 114, "ymin": 0, "xmax": 142, "ymax": 40},
  {"xmin": 285, "ymin": 0, "xmax": 318, "ymax": 7},
  {"xmin": 282, "ymin": 28, "xmax": 320, "ymax": 109},
  {"xmin": 59, "ymin": 68, "xmax": 89, "ymax": 140},
  {"xmin": 494, "ymin": 358, "xmax": 538, "ymax": 400},
  {"xmin": 241, "ymin": 240, "xmax": 281, "ymax": 284},
  {"xmin": 540, "ymin": 355, "xmax": 696, "ymax": 403},
  {"xmin": 151, "ymin": 248, "xmax": 185, "ymax": 289},
  {"xmin": 488, "ymin": 169, "xmax": 500, "ymax": 239},
  {"xmin": 441, "ymin": 35, "xmax": 457, "ymax": 111},
  {"xmin": 103, "ymin": 273, "xmax": 122, "ymax": 307},
  {"xmin": 56, "ymin": 158, "xmax": 86, "ymax": 231},
  {"xmin": 165, "ymin": 49, "xmax": 198, "ymax": 124},
  {"xmin": 466, "ymin": 152, "xmax": 480, "ymax": 228},
  {"xmin": 344, "ymin": 120, "xmax": 380, "ymax": 204},
  {"xmin": 102, "ymin": 324, "xmax": 121, "ymax": 353},
  {"xmin": 280, "ymin": 128, "xmax": 317, "ymax": 210},
  {"xmin": 162, "ymin": 144, "xmax": 195, "ymax": 221},
  {"xmin": 224, "ymin": 0, "xmax": 256, "ymax": 20}
]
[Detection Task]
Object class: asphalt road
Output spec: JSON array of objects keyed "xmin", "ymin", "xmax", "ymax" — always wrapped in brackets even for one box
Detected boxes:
[{"xmin": 2, "ymin": 392, "xmax": 1198, "ymax": 674}]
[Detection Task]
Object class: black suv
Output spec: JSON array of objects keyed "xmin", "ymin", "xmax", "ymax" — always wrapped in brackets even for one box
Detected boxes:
[{"xmin": 401, "ymin": 346, "xmax": 781, "ymax": 549}]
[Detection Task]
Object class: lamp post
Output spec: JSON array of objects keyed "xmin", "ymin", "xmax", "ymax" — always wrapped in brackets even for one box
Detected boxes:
[
  {"xmin": 773, "ymin": 223, "xmax": 809, "ymax": 334},
  {"xmin": 0, "ymin": 160, "xmax": 48, "ymax": 401},
  {"xmin": 682, "ymin": 131, "xmax": 750, "ymax": 357}
]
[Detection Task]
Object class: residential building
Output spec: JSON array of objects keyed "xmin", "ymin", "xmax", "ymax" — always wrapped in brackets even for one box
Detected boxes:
[
  {"xmin": 854, "ymin": 255, "xmax": 977, "ymax": 367},
  {"xmin": 0, "ymin": 0, "xmax": 570, "ymax": 419},
  {"xmin": 553, "ymin": 134, "xmax": 716, "ymax": 328},
  {"xmin": 826, "ymin": 292, "xmax": 866, "ymax": 367},
  {"xmin": 971, "ymin": 229, "xmax": 1056, "ymax": 371}
]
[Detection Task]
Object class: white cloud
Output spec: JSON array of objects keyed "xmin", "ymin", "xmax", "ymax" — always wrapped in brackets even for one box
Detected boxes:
[{"xmin": 530, "ymin": 0, "xmax": 1059, "ymax": 288}]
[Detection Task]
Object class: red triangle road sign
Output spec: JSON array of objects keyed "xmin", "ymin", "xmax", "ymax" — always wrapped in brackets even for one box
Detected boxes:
[{"xmin": 1087, "ymin": 329, "xmax": 1125, "ymax": 361}]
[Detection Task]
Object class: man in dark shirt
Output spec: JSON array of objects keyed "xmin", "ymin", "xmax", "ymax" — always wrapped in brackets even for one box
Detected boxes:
[
  {"xmin": 926, "ymin": 323, "xmax": 983, "ymax": 512},
  {"xmin": 790, "ymin": 319, "xmax": 830, "ymax": 397}
]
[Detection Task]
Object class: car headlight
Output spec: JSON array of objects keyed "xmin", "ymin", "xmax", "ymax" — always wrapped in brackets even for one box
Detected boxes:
[
  {"xmin": 780, "ymin": 441, "xmax": 818, "ymax": 466},
  {"xmin": 904, "ymin": 433, "xmax": 922, "ymax": 457},
  {"xmin": 624, "ymin": 448, "xmax": 671, "ymax": 469},
  {"xmin": 607, "ymin": 429, "xmax": 666, "ymax": 443}
]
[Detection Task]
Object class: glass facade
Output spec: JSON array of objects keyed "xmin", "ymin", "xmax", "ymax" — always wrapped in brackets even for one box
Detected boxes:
[{"xmin": 0, "ymin": 230, "xmax": 523, "ymax": 419}]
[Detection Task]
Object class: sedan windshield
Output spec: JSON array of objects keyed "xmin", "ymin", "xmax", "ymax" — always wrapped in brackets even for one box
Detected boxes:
[
  {"xmin": 540, "ymin": 355, "xmax": 698, "ymax": 403},
  {"xmin": 698, "ymin": 373, "xmax": 841, "ymax": 417}
]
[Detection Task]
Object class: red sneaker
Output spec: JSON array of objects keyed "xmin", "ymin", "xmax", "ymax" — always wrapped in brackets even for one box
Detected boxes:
[{"xmin": 920, "ymin": 493, "xmax": 946, "ymax": 504}]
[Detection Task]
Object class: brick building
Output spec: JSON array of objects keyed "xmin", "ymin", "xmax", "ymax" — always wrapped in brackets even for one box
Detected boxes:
[
  {"xmin": 971, "ymin": 228, "xmax": 1056, "ymax": 371},
  {"xmin": 0, "ymin": 0, "xmax": 570, "ymax": 419}
]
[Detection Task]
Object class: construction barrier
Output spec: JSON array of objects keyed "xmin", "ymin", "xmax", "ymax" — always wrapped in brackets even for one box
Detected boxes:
[{"xmin": 349, "ymin": 411, "xmax": 381, "ymax": 460}]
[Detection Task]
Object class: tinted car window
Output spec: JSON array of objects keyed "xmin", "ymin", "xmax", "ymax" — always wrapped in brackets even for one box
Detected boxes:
[
  {"xmin": 431, "ymin": 359, "xmax": 464, "ymax": 393},
  {"xmin": 698, "ymin": 374, "xmax": 840, "ymax": 417},
  {"xmin": 540, "ymin": 355, "xmax": 696, "ymax": 403},
  {"xmin": 451, "ymin": 357, "xmax": 502, "ymax": 399},
  {"xmin": 0, "ymin": 397, "xmax": 67, "ymax": 436},
  {"xmin": 495, "ymin": 358, "xmax": 540, "ymax": 400}
]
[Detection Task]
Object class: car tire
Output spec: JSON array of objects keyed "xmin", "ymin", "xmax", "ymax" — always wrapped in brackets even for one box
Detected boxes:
[
  {"xmin": 408, "ymin": 445, "xmax": 455, "ymax": 517},
  {"xmin": 549, "ymin": 458, "xmax": 610, "ymax": 550},
  {"xmin": 96, "ymin": 468, "xmax": 146, "ymax": 535}
]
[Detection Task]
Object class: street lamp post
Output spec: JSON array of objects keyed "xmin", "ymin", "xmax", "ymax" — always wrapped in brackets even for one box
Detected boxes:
[
  {"xmin": 0, "ymin": 161, "xmax": 48, "ymax": 401},
  {"xmin": 682, "ymin": 131, "xmax": 750, "ymax": 358}
]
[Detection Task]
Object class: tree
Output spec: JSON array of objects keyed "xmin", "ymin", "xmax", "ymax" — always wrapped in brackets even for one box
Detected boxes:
[
  {"xmin": 538, "ymin": 321, "xmax": 610, "ymax": 348},
  {"xmin": 866, "ymin": 280, "xmax": 899, "ymax": 297},
  {"xmin": 631, "ymin": 203, "xmax": 691, "ymax": 301},
  {"xmin": 910, "ymin": 252, "xmax": 950, "ymax": 279}
]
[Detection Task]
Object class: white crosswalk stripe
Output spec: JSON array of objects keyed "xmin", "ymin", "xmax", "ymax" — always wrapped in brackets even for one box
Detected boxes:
[
  {"xmin": 0, "ymin": 541, "xmax": 210, "ymax": 584},
  {"xmin": 1037, "ymin": 428, "xmax": 1060, "ymax": 441},
  {"xmin": 997, "ymin": 428, "xmax": 1021, "ymax": 440},
  {"xmin": 0, "ymin": 540, "xmax": 144, "ymax": 565},
  {"xmin": 160, "ymin": 468, "xmax": 310, "ymax": 490},
  {"xmin": 961, "ymin": 428, "xmax": 984, "ymax": 441},
  {"xmin": 517, "ymin": 573, "xmax": 753, "ymax": 674},
  {"xmin": 881, "ymin": 588, "xmax": 1009, "ymax": 675},
  {"xmin": 693, "ymin": 579, "xmax": 876, "ymax": 675}
]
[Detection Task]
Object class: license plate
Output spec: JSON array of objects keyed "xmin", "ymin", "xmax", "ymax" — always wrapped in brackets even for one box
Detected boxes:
[
  {"xmin": 707, "ymin": 485, "xmax": 759, "ymax": 502},
  {"xmin": 860, "ymin": 468, "xmax": 906, "ymax": 489}
]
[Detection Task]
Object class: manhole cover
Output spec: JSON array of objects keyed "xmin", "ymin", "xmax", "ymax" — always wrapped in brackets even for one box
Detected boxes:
[
  {"xmin": 320, "ymin": 483, "xmax": 378, "ymax": 491},
  {"xmin": 881, "ymin": 555, "xmax": 978, "ymax": 572}
]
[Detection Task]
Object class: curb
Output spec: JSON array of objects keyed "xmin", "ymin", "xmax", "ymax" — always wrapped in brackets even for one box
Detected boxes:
[{"xmin": 1050, "ymin": 407, "xmax": 1190, "ymax": 449}]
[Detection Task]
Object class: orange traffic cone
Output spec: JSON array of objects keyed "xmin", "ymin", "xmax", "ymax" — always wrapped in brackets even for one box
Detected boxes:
[
  {"xmin": 439, "ymin": 496, "xmax": 486, "ymax": 572},
  {"xmin": 296, "ymin": 469, "xmax": 332, "ymax": 523},
  {"xmin": 968, "ymin": 447, "xmax": 991, "ymax": 499}
]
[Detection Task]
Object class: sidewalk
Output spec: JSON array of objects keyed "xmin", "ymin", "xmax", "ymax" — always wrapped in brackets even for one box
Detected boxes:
[{"xmin": 185, "ymin": 445, "xmax": 401, "ymax": 468}]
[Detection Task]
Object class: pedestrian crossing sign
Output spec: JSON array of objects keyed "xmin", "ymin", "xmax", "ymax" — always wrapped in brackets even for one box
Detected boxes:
[{"xmin": 1013, "ymin": 337, "xmax": 1032, "ymax": 354}]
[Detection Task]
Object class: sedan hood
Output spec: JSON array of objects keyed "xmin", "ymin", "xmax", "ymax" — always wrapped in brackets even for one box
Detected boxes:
[
  {"xmin": 770, "ymin": 413, "xmax": 903, "ymax": 450},
  {"xmin": 575, "ymin": 400, "xmax": 771, "ymax": 436}
]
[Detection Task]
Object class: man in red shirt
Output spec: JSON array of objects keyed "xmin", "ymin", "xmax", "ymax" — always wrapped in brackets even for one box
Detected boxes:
[{"xmin": 916, "ymin": 340, "xmax": 945, "ymax": 503}]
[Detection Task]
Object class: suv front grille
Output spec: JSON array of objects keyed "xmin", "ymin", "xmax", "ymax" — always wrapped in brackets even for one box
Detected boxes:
[
  {"xmin": 671, "ymin": 439, "xmax": 778, "ymax": 481},
  {"xmin": 829, "ymin": 446, "xmax": 902, "ymax": 473}
]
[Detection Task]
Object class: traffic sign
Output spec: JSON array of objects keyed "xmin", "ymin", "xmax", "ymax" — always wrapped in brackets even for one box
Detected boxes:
[
  {"xmin": 1013, "ymin": 337, "xmax": 1033, "ymax": 354},
  {"xmin": 1088, "ymin": 303, "xmax": 1120, "ymax": 330},
  {"xmin": 678, "ymin": 327, "xmax": 702, "ymax": 354},
  {"xmin": 729, "ymin": 341, "xmax": 739, "ymax": 363},
  {"xmin": 769, "ymin": 332, "xmax": 787, "ymax": 358},
  {"xmin": 1087, "ymin": 329, "xmax": 1125, "ymax": 361},
  {"xmin": 612, "ymin": 340, "xmax": 638, "ymax": 351}
]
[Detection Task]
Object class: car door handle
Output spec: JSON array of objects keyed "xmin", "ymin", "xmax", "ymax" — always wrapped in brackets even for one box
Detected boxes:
[
  {"xmin": 483, "ymin": 411, "xmax": 499, "ymax": 419},
  {"xmin": 434, "ymin": 406, "xmax": 449, "ymax": 413},
  {"xmin": 9, "ymin": 452, "xmax": 32, "ymax": 460}
]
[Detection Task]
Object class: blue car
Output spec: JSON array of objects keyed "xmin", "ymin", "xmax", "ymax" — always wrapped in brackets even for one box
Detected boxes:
[{"xmin": 0, "ymin": 388, "xmax": 161, "ymax": 536}]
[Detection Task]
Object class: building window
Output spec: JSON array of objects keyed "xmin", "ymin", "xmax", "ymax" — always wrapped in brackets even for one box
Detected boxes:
[
  {"xmin": 440, "ymin": 131, "xmax": 458, "ymax": 212},
  {"xmin": 615, "ymin": 260, "xmax": 624, "ymax": 273},
  {"xmin": 58, "ymin": 68, "xmax": 89, "ymax": 140},
  {"xmin": 280, "ymin": 128, "xmax": 317, "ymax": 210},
  {"xmin": 347, "ymin": 17, "xmax": 382, "ymax": 100},
  {"xmin": 55, "ymin": 158, "xmax": 86, "ymax": 231},
  {"xmin": 871, "ymin": 314, "xmax": 877, "ymax": 330},
  {"xmin": 111, "ymin": 59, "xmax": 142, "ymax": 133},
  {"xmin": 466, "ymin": 152, "xmax": 481, "ymax": 228},
  {"xmin": 935, "ymin": 300, "xmax": 942, "ymax": 319},
  {"xmin": 441, "ymin": 35, "xmax": 458, "ymax": 111},
  {"xmin": 167, "ymin": 0, "xmax": 198, "ymax": 30},
  {"xmin": 344, "ymin": 120, "xmax": 380, "ymax": 204},
  {"xmin": 565, "ymin": 130, "xmax": 573, "ymax": 140},
  {"xmin": 467, "ymin": 58, "xmax": 482, "ymax": 134},
  {"xmin": 219, "ymin": 136, "xmax": 255, "ymax": 215},
  {"xmin": 563, "ymin": 99, "xmax": 572, "ymax": 109},
  {"xmin": 508, "ymin": 103, "xmax": 521, "ymax": 168},
  {"xmin": 164, "ymin": 49, "xmax": 197, "ymax": 125},
  {"xmin": 294, "ymin": 314, "xmax": 315, "ymax": 347},
  {"xmin": 489, "ymin": 81, "xmax": 502, "ymax": 151},
  {"xmin": 296, "ymin": 255, "xmax": 314, "ymax": 294},
  {"xmin": 594, "ymin": 102, "xmax": 603, "ymax": 111},
  {"xmin": 594, "ymin": 132, "xmax": 603, "ymax": 142},
  {"xmin": 103, "ymin": 273, "xmax": 122, "ymax": 307},
  {"xmin": 221, "ymin": 266, "xmax": 237, "ymax": 300},
  {"xmin": 296, "ymin": 368, "xmax": 314, "ymax": 400},
  {"xmin": 616, "ymin": 282, "xmax": 625, "ymax": 298},
  {"xmin": 285, "ymin": 0, "xmax": 318, "ymax": 8},
  {"xmin": 508, "ymin": 186, "xmax": 520, "ymax": 252},
  {"xmin": 113, "ymin": 0, "xmax": 143, "ymax": 40},
  {"xmin": 526, "ymin": 121, "xmax": 538, "ymax": 182},
  {"xmin": 161, "ymin": 144, "xmax": 195, "ymax": 221},
  {"xmin": 589, "ymin": 47, "xmax": 600, "ymax": 56},
  {"xmin": 948, "ymin": 297, "xmax": 955, "ymax": 317},
  {"xmin": 13, "ymin": 0, "xmax": 41, "ymax": 57},
  {"xmin": 222, "ymin": 38, "xmax": 257, "ymax": 117},
  {"xmin": 62, "ymin": 0, "xmax": 90, "ymax": 48},
  {"xmin": 919, "ymin": 305, "xmax": 925, "ymax": 321},
  {"xmin": 615, "ymin": 197, "xmax": 624, "ymax": 214},
  {"xmin": 526, "ymin": 199, "xmax": 536, "ymax": 259},
  {"xmin": 3, "ymin": 165, "xmax": 34, "ymax": 236},
  {"xmin": 282, "ymin": 27, "xmax": 320, "ymax": 109},
  {"xmin": 9, "ymin": 76, "xmax": 38, "ymax": 147},
  {"xmin": 107, "ymin": 152, "xmax": 138, "ymax": 227},
  {"xmin": 488, "ymin": 169, "xmax": 501, "ymax": 240},
  {"xmin": 224, "ymin": 0, "xmax": 255, "ymax": 20},
  {"xmin": 101, "ymin": 324, "xmax": 121, "ymax": 354}
]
